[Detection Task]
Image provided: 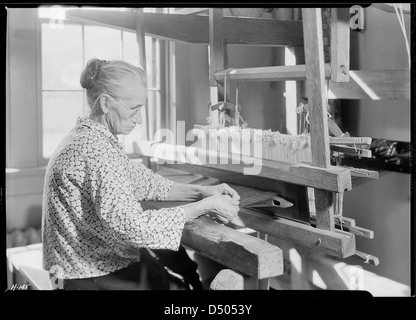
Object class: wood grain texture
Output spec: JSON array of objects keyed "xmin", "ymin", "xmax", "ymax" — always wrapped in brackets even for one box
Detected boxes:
[
  {"xmin": 209, "ymin": 9, "xmax": 225, "ymax": 86},
  {"xmin": 165, "ymin": 160, "xmax": 351, "ymax": 193},
  {"xmin": 65, "ymin": 10, "xmax": 304, "ymax": 46},
  {"xmin": 302, "ymin": 8, "xmax": 331, "ymax": 168},
  {"xmin": 314, "ymin": 189, "xmax": 335, "ymax": 231},
  {"xmin": 135, "ymin": 141, "xmax": 352, "ymax": 192},
  {"xmin": 330, "ymin": 8, "xmax": 350, "ymax": 82},
  {"xmin": 146, "ymin": 12, "xmax": 304, "ymax": 46},
  {"xmin": 153, "ymin": 167, "xmax": 355, "ymax": 258},
  {"xmin": 183, "ymin": 217, "xmax": 284, "ymax": 279},
  {"xmin": 329, "ymin": 137, "xmax": 372, "ymax": 146},
  {"xmin": 310, "ymin": 215, "xmax": 374, "ymax": 239},
  {"xmin": 235, "ymin": 208, "xmax": 355, "ymax": 258},
  {"xmin": 302, "ymin": 8, "xmax": 334, "ymax": 231},
  {"xmin": 214, "ymin": 64, "xmax": 331, "ymax": 82},
  {"xmin": 328, "ymin": 69, "xmax": 410, "ymax": 100},
  {"xmin": 141, "ymin": 201, "xmax": 283, "ymax": 279},
  {"xmin": 208, "ymin": 9, "xmax": 225, "ymax": 127}
]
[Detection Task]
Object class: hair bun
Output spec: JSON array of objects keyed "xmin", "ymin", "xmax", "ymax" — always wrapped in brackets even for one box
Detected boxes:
[{"xmin": 80, "ymin": 59, "xmax": 103, "ymax": 89}]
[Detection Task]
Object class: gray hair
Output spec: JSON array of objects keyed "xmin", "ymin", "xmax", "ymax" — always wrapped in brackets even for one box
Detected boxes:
[{"xmin": 80, "ymin": 59, "xmax": 147, "ymax": 109}]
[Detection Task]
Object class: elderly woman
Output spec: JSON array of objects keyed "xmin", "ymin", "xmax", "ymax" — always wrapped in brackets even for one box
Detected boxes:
[{"xmin": 42, "ymin": 59, "xmax": 240, "ymax": 290}]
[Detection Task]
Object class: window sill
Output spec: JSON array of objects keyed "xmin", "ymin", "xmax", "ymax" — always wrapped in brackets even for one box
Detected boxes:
[{"xmin": 6, "ymin": 167, "xmax": 47, "ymax": 179}]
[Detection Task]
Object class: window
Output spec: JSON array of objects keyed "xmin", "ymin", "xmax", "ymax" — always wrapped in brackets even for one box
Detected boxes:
[{"xmin": 38, "ymin": 7, "xmax": 168, "ymax": 160}]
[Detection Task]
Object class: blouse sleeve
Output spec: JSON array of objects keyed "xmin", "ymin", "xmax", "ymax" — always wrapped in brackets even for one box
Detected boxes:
[
  {"xmin": 86, "ymin": 155, "xmax": 185, "ymax": 251},
  {"xmin": 128, "ymin": 160, "xmax": 174, "ymax": 201}
]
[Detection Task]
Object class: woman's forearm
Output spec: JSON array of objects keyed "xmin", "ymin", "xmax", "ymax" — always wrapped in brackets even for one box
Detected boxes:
[
  {"xmin": 182, "ymin": 201, "xmax": 207, "ymax": 222},
  {"xmin": 166, "ymin": 182, "xmax": 203, "ymax": 201}
]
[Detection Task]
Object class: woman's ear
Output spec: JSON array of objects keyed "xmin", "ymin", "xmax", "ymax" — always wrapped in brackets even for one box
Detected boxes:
[{"xmin": 98, "ymin": 94, "xmax": 111, "ymax": 114}]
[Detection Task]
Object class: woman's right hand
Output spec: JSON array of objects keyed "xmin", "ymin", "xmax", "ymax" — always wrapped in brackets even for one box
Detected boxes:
[
  {"xmin": 183, "ymin": 195, "xmax": 240, "ymax": 224},
  {"xmin": 199, "ymin": 195, "xmax": 240, "ymax": 223}
]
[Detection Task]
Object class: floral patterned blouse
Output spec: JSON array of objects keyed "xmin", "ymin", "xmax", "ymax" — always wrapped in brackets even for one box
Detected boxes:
[{"xmin": 42, "ymin": 117, "xmax": 185, "ymax": 279}]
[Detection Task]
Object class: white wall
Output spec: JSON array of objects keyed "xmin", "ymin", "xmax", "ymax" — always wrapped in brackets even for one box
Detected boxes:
[{"xmin": 341, "ymin": 5, "xmax": 411, "ymax": 285}]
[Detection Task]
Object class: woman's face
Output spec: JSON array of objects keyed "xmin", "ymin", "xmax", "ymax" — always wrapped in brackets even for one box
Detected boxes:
[{"xmin": 106, "ymin": 85, "xmax": 147, "ymax": 135}]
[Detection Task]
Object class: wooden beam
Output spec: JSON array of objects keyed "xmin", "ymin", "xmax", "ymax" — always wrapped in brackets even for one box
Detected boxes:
[
  {"xmin": 343, "ymin": 166, "xmax": 379, "ymax": 187},
  {"xmin": 65, "ymin": 10, "xmax": 304, "ymax": 46},
  {"xmin": 310, "ymin": 215, "xmax": 374, "ymax": 239},
  {"xmin": 209, "ymin": 9, "xmax": 225, "ymax": 86},
  {"xmin": 183, "ymin": 216, "xmax": 283, "ymax": 279},
  {"xmin": 170, "ymin": 161, "xmax": 351, "ymax": 193},
  {"xmin": 302, "ymin": 8, "xmax": 331, "ymax": 169},
  {"xmin": 328, "ymin": 69, "xmax": 410, "ymax": 100},
  {"xmin": 329, "ymin": 137, "xmax": 372, "ymax": 146},
  {"xmin": 134, "ymin": 141, "xmax": 352, "ymax": 192},
  {"xmin": 235, "ymin": 208, "xmax": 355, "ymax": 258},
  {"xmin": 330, "ymin": 8, "xmax": 350, "ymax": 82},
  {"xmin": 214, "ymin": 68, "xmax": 411, "ymax": 100},
  {"xmin": 173, "ymin": 8, "xmax": 209, "ymax": 15},
  {"xmin": 142, "ymin": 198, "xmax": 284, "ymax": 279},
  {"xmin": 331, "ymin": 145, "xmax": 372, "ymax": 158},
  {"xmin": 153, "ymin": 167, "xmax": 355, "ymax": 258},
  {"xmin": 214, "ymin": 64, "xmax": 332, "ymax": 82},
  {"xmin": 208, "ymin": 8, "xmax": 225, "ymax": 128},
  {"xmin": 302, "ymin": 8, "xmax": 334, "ymax": 232}
]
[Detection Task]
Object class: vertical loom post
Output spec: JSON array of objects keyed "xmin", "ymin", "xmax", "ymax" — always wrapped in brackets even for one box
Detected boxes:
[
  {"xmin": 209, "ymin": 8, "xmax": 226, "ymax": 127},
  {"xmin": 302, "ymin": 8, "xmax": 335, "ymax": 232},
  {"xmin": 330, "ymin": 8, "xmax": 350, "ymax": 82},
  {"xmin": 136, "ymin": 8, "xmax": 151, "ymax": 141}
]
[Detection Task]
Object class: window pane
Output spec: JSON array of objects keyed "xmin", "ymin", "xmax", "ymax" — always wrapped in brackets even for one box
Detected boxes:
[
  {"xmin": 84, "ymin": 25, "xmax": 122, "ymax": 62},
  {"xmin": 122, "ymin": 31, "xmax": 140, "ymax": 67},
  {"xmin": 41, "ymin": 23, "xmax": 83, "ymax": 90},
  {"xmin": 42, "ymin": 91, "xmax": 84, "ymax": 158},
  {"xmin": 145, "ymin": 36, "xmax": 160, "ymax": 89}
]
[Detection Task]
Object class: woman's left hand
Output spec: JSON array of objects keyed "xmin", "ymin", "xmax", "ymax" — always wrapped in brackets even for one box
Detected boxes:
[{"xmin": 200, "ymin": 183, "xmax": 240, "ymax": 202}]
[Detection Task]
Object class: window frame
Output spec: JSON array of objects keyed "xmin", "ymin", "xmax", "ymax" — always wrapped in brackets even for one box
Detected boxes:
[{"xmin": 37, "ymin": 9, "xmax": 173, "ymax": 166}]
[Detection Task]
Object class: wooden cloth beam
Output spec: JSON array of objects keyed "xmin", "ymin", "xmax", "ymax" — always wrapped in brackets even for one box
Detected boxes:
[
  {"xmin": 140, "ymin": 201, "xmax": 283, "ymax": 279},
  {"xmin": 214, "ymin": 64, "xmax": 331, "ymax": 82},
  {"xmin": 183, "ymin": 216, "xmax": 283, "ymax": 279}
]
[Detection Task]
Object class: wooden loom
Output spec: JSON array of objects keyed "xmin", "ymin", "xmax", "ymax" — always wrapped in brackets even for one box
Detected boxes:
[{"xmin": 66, "ymin": 7, "xmax": 410, "ymax": 290}]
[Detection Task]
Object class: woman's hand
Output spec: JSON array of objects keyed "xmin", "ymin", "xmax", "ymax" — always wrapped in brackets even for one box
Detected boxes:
[
  {"xmin": 200, "ymin": 183, "xmax": 240, "ymax": 202},
  {"xmin": 183, "ymin": 194, "xmax": 240, "ymax": 224},
  {"xmin": 199, "ymin": 195, "xmax": 240, "ymax": 223}
]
